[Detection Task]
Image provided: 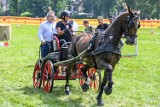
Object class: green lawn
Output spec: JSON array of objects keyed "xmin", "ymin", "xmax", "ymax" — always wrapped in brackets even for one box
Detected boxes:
[{"xmin": 0, "ymin": 25, "xmax": 159, "ymax": 107}]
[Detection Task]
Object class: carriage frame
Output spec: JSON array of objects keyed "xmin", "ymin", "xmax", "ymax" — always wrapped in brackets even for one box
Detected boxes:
[{"xmin": 32, "ymin": 36, "xmax": 101, "ymax": 93}]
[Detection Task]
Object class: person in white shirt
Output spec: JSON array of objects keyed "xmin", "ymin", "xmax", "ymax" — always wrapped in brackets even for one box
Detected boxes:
[
  {"xmin": 69, "ymin": 19, "xmax": 79, "ymax": 34},
  {"xmin": 38, "ymin": 11, "xmax": 57, "ymax": 58}
]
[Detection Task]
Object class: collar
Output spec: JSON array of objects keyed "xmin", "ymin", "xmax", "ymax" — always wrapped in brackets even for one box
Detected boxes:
[
  {"xmin": 61, "ymin": 20, "xmax": 68, "ymax": 25},
  {"xmin": 47, "ymin": 20, "xmax": 54, "ymax": 24}
]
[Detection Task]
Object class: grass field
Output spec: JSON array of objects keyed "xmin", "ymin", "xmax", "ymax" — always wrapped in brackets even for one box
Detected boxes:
[{"xmin": 0, "ymin": 25, "xmax": 159, "ymax": 107}]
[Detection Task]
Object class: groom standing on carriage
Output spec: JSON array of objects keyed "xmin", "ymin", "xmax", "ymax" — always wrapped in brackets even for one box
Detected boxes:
[
  {"xmin": 56, "ymin": 10, "xmax": 74, "ymax": 75},
  {"xmin": 56, "ymin": 10, "xmax": 73, "ymax": 60}
]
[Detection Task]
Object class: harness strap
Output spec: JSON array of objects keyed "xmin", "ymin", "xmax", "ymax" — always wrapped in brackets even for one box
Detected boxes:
[
  {"xmin": 88, "ymin": 33, "xmax": 99, "ymax": 51},
  {"xmin": 88, "ymin": 33, "xmax": 100, "ymax": 68},
  {"xmin": 91, "ymin": 54, "xmax": 97, "ymax": 69},
  {"xmin": 91, "ymin": 44, "xmax": 122, "ymax": 55},
  {"xmin": 87, "ymin": 32, "xmax": 124, "ymax": 68}
]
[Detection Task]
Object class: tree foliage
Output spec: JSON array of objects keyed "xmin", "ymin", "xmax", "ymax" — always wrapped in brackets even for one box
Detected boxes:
[
  {"xmin": 82, "ymin": 0, "xmax": 116, "ymax": 18},
  {"xmin": 82, "ymin": 0, "xmax": 160, "ymax": 19},
  {"xmin": 7, "ymin": 0, "xmax": 71, "ymax": 17},
  {"xmin": 5, "ymin": 0, "xmax": 160, "ymax": 19}
]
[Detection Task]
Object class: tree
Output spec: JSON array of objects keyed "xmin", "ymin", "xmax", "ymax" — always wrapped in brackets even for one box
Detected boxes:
[
  {"xmin": 124, "ymin": 0, "xmax": 137, "ymax": 9},
  {"xmin": 53, "ymin": 0, "xmax": 58, "ymax": 13},
  {"xmin": 99, "ymin": 0, "xmax": 116, "ymax": 17},
  {"xmin": 82, "ymin": 0, "xmax": 116, "ymax": 18},
  {"xmin": 6, "ymin": 0, "xmax": 160, "ymax": 19},
  {"xmin": 149, "ymin": 0, "xmax": 160, "ymax": 19},
  {"xmin": 8, "ymin": 0, "xmax": 71, "ymax": 17},
  {"xmin": 0, "ymin": 3, "xmax": 3, "ymax": 14},
  {"xmin": 82, "ymin": 0, "xmax": 94, "ymax": 13},
  {"xmin": 54, "ymin": 0, "xmax": 71, "ymax": 16},
  {"xmin": 8, "ymin": 0, "xmax": 17, "ymax": 15}
]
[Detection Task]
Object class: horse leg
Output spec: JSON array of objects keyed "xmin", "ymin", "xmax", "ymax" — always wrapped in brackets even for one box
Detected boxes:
[
  {"xmin": 96, "ymin": 69, "xmax": 108, "ymax": 106},
  {"xmin": 103, "ymin": 69, "xmax": 114, "ymax": 95},
  {"xmin": 96, "ymin": 63, "xmax": 113, "ymax": 106},
  {"xmin": 81, "ymin": 64, "xmax": 91, "ymax": 91},
  {"xmin": 65, "ymin": 62, "xmax": 75, "ymax": 95}
]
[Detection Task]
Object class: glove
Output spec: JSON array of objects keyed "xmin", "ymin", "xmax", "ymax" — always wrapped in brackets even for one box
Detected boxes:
[{"xmin": 64, "ymin": 29, "xmax": 70, "ymax": 33}]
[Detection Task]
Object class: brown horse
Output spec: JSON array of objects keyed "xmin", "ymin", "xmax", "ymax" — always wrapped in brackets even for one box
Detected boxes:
[{"xmin": 65, "ymin": 5, "xmax": 140, "ymax": 106}]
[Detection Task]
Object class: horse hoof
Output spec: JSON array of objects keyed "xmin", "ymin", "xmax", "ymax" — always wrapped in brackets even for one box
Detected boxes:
[
  {"xmin": 65, "ymin": 91, "xmax": 71, "ymax": 95},
  {"xmin": 96, "ymin": 98, "xmax": 104, "ymax": 106},
  {"xmin": 103, "ymin": 86, "xmax": 112, "ymax": 95},
  {"xmin": 65, "ymin": 85, "xmax": 71, "ymax": 95},
  {"xmin": 97, "ymin": 101, "xmax": 104, "ymax": 106},
  {"xmin": 81, "ymin": 83, "xmax": 89, "ymax": 92}
]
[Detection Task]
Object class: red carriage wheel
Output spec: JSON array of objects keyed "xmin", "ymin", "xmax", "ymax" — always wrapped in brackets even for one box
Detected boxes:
[
  {"xmin": 79, "ymin": 76, "xmax": 85, "ymax": 86},
  {"xmin": 78, "ymin": 64, "xmax": 85, "ymax": 87},
  {"xmin": 79, "ymin": 65, "xmax": 101, "ymax": 92},
  {"xmin": 33, "ymin": 59, "xmax": 42, "ymax": 88},
  {"xmin": 42, "ymin": 60, "xmax": 54, "ymax": 93},
  {"xmin": 88, "ymin": 68, "xmax": 101, "ymax": 91}
]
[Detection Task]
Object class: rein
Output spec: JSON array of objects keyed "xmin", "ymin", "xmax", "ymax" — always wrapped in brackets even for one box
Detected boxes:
[{"xmin": 102, "ymin": 33, "xmax": 123, "ymax": 38}]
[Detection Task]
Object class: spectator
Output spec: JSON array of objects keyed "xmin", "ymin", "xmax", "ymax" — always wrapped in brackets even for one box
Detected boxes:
[
  {"xmin": 108, "ymin": 16, "xmax": 115, "ymax": 25},
  {"xmin": 69, "ymin": 19, "xmax": 79, "ymax": 34},
  {"xmin": 96, "ymin": 16, "xmax": 109, "ymax": 31},
  {"xmin": 83, "ymin": 20, "xmax": 95, "ymax": 34}
]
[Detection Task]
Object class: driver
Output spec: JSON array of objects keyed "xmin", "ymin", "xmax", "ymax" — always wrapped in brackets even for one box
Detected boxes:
[{"xmin": 38, "ymin": 11, "xmax": 57, "ymax": 58}]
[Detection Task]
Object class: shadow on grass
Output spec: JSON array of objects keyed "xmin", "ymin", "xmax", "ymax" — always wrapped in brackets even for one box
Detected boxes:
[
  {"xmin": 122, "ymin": 55, "xmax": 137, "ymax": 58},
  {"xmin": 16, "ymin": 85, "xmax": 96, "ymax": 107},
  {"xmin": 27, "ymin": 64, "xmax": 34, "ymax": 68}
]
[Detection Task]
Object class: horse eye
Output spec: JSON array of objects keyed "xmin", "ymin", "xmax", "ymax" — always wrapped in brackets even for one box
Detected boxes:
[{"xmin": 128, "ymin": 21, "xmax": 134, "ymax": 27}]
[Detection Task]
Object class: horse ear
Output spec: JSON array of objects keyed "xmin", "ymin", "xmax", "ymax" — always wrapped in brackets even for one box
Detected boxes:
[
  {"xmin": 125, "ymin": 3, "xmax": 133, "ymax": 16},
  {"xmin": 137, "ymin": 10, "xmax": 141, "ymax": 16}
]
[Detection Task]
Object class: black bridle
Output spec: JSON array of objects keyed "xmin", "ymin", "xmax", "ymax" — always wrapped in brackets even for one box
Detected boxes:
[
  {"xmin": 122, "ymin": 14, "xmax": 140, "ymax": 45},
  {"xmin": 124, "ymin": 15, "xmax": 139, "ymax": 38},
  {"xmin": 100, "ymin": 15, "xmax": 139, "ymax": 39}
]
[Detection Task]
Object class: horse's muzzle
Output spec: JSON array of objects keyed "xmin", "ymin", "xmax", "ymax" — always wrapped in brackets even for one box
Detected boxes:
[
  {"xmin": 125, "ymin": 37, "xmax": 137, "ymax": 45},
  {"xmin": 125, "ymin": 34, "xmax": 137, "ymax": 45}
]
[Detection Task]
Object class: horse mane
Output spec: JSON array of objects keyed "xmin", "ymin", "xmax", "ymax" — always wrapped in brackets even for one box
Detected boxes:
[{"xmin": 104, "ymin": 11, "xmax": 129, "ymax": 34}]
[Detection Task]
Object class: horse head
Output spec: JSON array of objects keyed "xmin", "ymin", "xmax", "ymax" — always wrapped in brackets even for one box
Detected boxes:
[{"xmin": 122, "ymin": 4, "xmax": 140, "ymax": 45}]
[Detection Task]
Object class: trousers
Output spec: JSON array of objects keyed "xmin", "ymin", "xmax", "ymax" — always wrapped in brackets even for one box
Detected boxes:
[{"xmin": 41, "ymin": 42, "xmax": 53, "ymax": 58}]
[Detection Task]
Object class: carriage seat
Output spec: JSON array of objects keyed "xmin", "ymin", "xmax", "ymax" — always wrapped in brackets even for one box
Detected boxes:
[
  {"xmin": 52, "ymin": 36, "xmax": 61, "ymax": 52},
  {"xmin": 59, "ymin": 39, "xmax": 71, "ymax": 61}
]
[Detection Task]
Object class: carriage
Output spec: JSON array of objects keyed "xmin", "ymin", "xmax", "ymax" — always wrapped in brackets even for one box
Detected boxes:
[
  {"xmin": 32, "ymin": 36, "xmax": 101, "ymax": 93},
  {"xmin": 32, "ymin": 4, "xmax": 140, "ymax": 106}
]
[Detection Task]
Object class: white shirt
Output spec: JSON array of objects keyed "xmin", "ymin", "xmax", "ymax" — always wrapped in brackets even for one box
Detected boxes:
[
  {"xmin": 72, "ymin": 21, "xmax": 79, "ymax": 32},
  {"xmin": 38, "ymin": 21, "xmax": 57, "ymax": 42}
]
